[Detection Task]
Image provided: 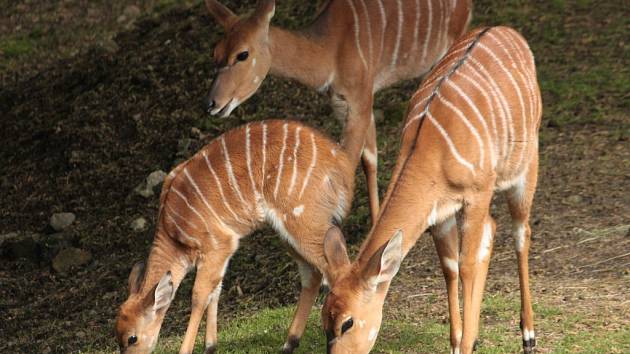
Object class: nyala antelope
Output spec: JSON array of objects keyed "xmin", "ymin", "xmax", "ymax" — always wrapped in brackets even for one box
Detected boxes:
[
  {"xmin": 204, "ymin": 0, "xmax": 473, "ymax": 223},
  {"xmin": 116, "ymin": 120, "xmax": 355, "ymax": 354},
  {"xmin": 321, "ymin": 26, "xmax": 542, "ymax": 354}
]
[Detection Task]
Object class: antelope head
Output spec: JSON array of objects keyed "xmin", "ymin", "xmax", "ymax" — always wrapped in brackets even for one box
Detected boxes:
[
  {"xmin": 115, "ymin": 262, "xmax": 175, "ymax": 354},
  {"xmin": 205, "ymin": 0, "xmax": 276, "ymax": 117},
  {"xmin": 321, "ymin": 228, "xmax": 404, "ymax": 354}
]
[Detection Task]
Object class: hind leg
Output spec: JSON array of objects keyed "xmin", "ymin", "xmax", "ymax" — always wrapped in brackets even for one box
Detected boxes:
[
  {"xmin": 362, "ymin": 112, "xmax": 380, "ymax": 224},
  {"xmin": 505, "ymin": 155, "xmax": 539, "ymax": 353},
  {"xmin": 432, "ymin": 216, "xmax": 463, "ymax": 353}
]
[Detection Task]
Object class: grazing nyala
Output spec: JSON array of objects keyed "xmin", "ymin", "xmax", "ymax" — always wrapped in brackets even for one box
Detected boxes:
[
  {"xmin": 204, "ymin": 0, "xmax": 473, "ymax": 223},
  {"xmin": 321, "ymin": 26, "xmax": 542, "ymax": 354},
  {"xmin": 115, "ymin": 120, "xmax": 355, "ymax": 354}
]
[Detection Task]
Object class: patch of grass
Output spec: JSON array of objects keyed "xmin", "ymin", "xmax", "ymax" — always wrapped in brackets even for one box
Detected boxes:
[{"xmin": 0, "ymin": 37, "xmax": 34, "ymax": 58}]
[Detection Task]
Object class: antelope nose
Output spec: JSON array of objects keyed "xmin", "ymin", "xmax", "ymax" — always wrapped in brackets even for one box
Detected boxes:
[{"xmin": 207, "ymin": 99, "xmax": 216, "ymax": 113}]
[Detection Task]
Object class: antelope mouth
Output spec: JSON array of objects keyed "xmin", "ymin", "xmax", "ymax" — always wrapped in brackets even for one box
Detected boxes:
[{"xmin": 210, "ymin": 98, "xmax": 240, "ymax": 118}]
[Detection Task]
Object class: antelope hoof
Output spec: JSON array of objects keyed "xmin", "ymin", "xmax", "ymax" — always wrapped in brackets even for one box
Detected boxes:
[
  {"xmin": 282, "ymin": 336, "xmax": 300, "ymax": 353},
  {"xmin": 204, "ymin": 344, "xmax": 217, "ymax": 354},
  {"xmin": 523, "ymin": 338, "xmax": 536, "ymax": 353}
]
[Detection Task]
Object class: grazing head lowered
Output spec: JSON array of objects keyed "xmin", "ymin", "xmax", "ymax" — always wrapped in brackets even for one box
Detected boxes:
[
  {"xmin": 205, "ymin": 0, "xmax": 276, "ymax": 117},
  {"xmin": 115, "ymin": 262, "xmax": 175, "ymax": 354},
  {"xmin": 321, "ymin": 227, "xmax": 404, "ymax": 354}
]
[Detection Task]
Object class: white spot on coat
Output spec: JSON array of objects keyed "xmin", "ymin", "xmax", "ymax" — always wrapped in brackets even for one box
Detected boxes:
[{"xmin": 293, "ymin": 205, "xmax": 305, "ymax": 217}]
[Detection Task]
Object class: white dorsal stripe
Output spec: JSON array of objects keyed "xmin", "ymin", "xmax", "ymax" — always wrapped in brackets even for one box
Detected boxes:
[
  {"xmin": 346, "ymin": 0, "xmax": 368, "ymax": 69},
  {"xmin": 171, "ymin": 186, "xmax": 213, "ymax": 236},
  {"xmin": 245, "ymin": 124, "xmax": 259, "ymax": 196},
  {"xmin": 358, "ymin": 0, "xmax": 373, "ymax": 65},
  {"xmin": 477, "ymin": 42, "xmax": 527, "ymax": 169},
  {"xmin": 436, "ymin": 91, "xmax": 485, "ymax": 168},
  {"xmin": 391, "ymin": 0, "xmax": 404, "ymax": 67},
  {"xmin": 274, "ymin": 122, "xmax": 289, "ymax": 199},
  {"xmin": 202, "ymin": 152, "xmax": 245, "ymax": 224},
  {"xmin": 221, "ymin": 136, "xmax": 250, "ymax": 209},
  {"xmin": 427, "ymin": 111, "xmax": 475, "ymax": 173},
  {"xmin": 421, "ymin": 0, "xmax": 433, "ymax": 66},
  {"xmin": 299, "ymin": 133, "xmax": 318, "ymax": 199},
  {"xmin": 445, "ymin": 78, "xmax": 497, "ymax": 167},
  {"xmin": 288, "ymin": 126, "xmax": 302, "ymax": 195}
]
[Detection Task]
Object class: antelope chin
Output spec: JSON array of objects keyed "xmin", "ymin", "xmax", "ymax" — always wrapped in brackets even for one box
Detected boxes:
[{"xmin": 210, "ymin": 98, "xmax": 240, "ymax": 117}]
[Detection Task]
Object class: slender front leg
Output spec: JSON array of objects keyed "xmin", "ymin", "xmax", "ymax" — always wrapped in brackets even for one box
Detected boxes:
[
  {"xmin": 283, "ymin": 259, "xmax": 323, "ymax": 353},
  {"xmin": 362, "ymin": 112, "xmax": 380, "ymax": 224},
  {"xmin": 203, "ymin": 282, "xmax": 222, "ymax": 354},
  {"xmin": 180, "ymin": 256, "xmax": 229, "ymax": 354},
  {"xmin": 432, "ymin": 216, "xmax": 463, "ymax": 354},
  {"xmin": 458, "ymin": 200, "xmax": 495, "ymax": 354}
]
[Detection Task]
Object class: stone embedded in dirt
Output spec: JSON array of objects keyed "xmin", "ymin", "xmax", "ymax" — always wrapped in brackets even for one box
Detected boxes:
[
  {"xmin": 50, "ymin": 212, "xmax": 76, "ymax": 232},
  {"xmin": 130, "ymin": 217, "xmax": 148, "ymax": 232},
  {"xmin": 564, "ymin": 195, "xmax": 583, "ymax": 205},
  {"xmin": 134, "ymin": 170, "xmax": 167, "ymax": 198},
  {"xmin": 52, "ymin": 248, "xmax": 92, "ymax": 273}
]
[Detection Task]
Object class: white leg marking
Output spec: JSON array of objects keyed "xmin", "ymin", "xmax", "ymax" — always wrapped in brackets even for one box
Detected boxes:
[
  {"xmin": 298, "ymin": 133, "xmax": 318, "ymax": 199},
  {"xmin": 288, "ymin": 126, "xmax": 302, "ymax": 196},
  {"xmin": 444, "ymin": 257, "xmax": 459, "ymax": 274},
  {"xmin": 362, "ymin": 147, "xmax": 377, "ymax": 166},
  {"xmin": 438, "ymin": 215, "xmax": 457, "ymax": 236},
  {"xmin": 346, "ymin": 0, "xmax": 368, "ymax": 69},
  {"xmin": 273, "ymin": 122, "xmax": 289, "ymax": 200},
  {"xmin": 477, "ymin": 221, "xmax": 493, "ymax": 262},
  {"xmin": 427, "ymin": 201, "xmax": 439, "ymax": 227},
  {"xmin": 512, "ymin": 222, "xmax": 526, "ymax": 253},
  {"xmin": 427, "ymin": 112, "xmax": 475, "ymax": 173}
]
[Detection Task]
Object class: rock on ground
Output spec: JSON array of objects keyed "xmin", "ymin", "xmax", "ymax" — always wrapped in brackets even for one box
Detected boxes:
[
  {"xmin": 50, "ymin": 212, "xmax": 76, "ymax": 232},
  {"xmin": 134, "ymin": 170, "xmax": 167, "ymax": 198},
  {"xmin": 52, "ymin": 248, "xmax": 92, "ymax": 273},
  {"xmin": 130, "ymin": 217, "xmax": 148, "ymax": 232}
]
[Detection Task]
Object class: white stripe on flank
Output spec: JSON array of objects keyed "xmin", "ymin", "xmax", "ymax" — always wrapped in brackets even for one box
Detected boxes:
[
  {"xmin": 358, "ymin": 0, "xmax": 373, "ymax": 64},
  {"xmin": 261, "ymin": 122, "xmax": 267, "ymax": 188},
  {"xmin": 421, "ymin": 0, "xmax": 433, "ymax": 66},
  {"xmin": 376, "ymin": 0, "xmax": 387, "ymax": 63},
  {"xmin": 455, "ymin": 69, "xmax": 500, "ymax": 158},
  {"xmin": 477, "ymin": 42, "xmax": 526, "ymax": 168},
  {"xmin": 436, "ymin": 91, "xmax": 485, "ymax": 168},
  {"xmin": 427, "ymin": 112, "xmax": 475, "ymax": 173},
  {"xmin": 274, "ymin": 122, "xmax": 289, "ymax": 199},
  {"xmin": 467, "ymin": 57, "xmax": 513, "ymax": 164},
  {"xmin": 202, "ymin": 152, "xmax": 245, "ymax": 224},
  {"xmin": 298, "ymin": 133, "xmax": 318, "ymax": 199},
  {"xmin": 165, "ymin": 213, "xmax": 202, "ymax": 248},
  {"xmin": 346, "ymin": 0, "xmax": 368, "ymax": 69},
  {"xmin": 221, "ymin": 137, "xmax": 249, "ymax": 209},
  {"xmin": 245, "ymin": 124, "xmax": 258, "ymax": 196},
  {"xmin": 391, "ymin": 0, "xmax": 404, "ymax": 67},
  {"xmin": 170, "ymin": 186, "xmax": 213, "ymax": 236},
  {"xmin": 411, "ymin": 0, "xmax": 421, "ymax": 55},
  {"xmin": 287, "ymin": 126, "xmax": 302, "ymax": 195},
  {"xmin": 446, "ymin": 78, "xmax": 497, "ymax": 167}
]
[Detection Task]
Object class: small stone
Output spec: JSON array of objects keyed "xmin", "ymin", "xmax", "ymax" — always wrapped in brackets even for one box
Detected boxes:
[
  {"xmin": 565, "ymin": 195, "xmax": 583, "ymax": 205},
  {"xmin": 52, "ymin": 248, "xmax": 92, "ymax": 273},
  {"xmin": 123, "ymin": 5, "xmax": 141, "ymax": 19},
  {"xmin": 146, "ymin": 170, "xmax": 167, "ymax": 190},
  {"xmin": 50, "ymin": 212, "xmax": 76, "ymax": 232},
  {"xmin": 130, "ymin": 217, "xmax": 148, "ymax": 232}
]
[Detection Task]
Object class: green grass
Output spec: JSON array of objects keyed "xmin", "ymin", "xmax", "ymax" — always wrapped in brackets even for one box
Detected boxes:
[
  {"xmin": 142, "ymin": 293, "xmax": 629, "ymax": 353},
  {"xmin": 0, "ymin": 37, "xmax": 34, "ymax": 58}
]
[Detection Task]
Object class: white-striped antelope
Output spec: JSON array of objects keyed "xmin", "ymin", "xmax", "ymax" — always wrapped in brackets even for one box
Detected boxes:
[
  {"xmin": 321, "ymin": 26, "xmax": 542, "ymax": 354},
  {"xmin": 204, "ymin": 0, "xmax": 473, "ymax": 224},
  {"xmin": 115, "ymin": 120, "xmax": 355, "ymax": 354}
]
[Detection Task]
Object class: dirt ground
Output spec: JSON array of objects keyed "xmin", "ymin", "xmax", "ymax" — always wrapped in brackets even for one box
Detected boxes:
[{"xmin": 0, "ymin": 0, "xmax": 628, "ymax": 353}]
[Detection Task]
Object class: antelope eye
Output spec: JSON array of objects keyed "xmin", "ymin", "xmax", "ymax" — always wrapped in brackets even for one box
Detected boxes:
[
  {"xmin": 341, "ymin": 318, "xmax": 354, "ymax": 334},
  {"xmin": 236, "ymin": 51, "xmax": 249, "ymax": 61},
  {"xmin": 128, "ymin": 335, "xmax": 138, "ymax": 345}
]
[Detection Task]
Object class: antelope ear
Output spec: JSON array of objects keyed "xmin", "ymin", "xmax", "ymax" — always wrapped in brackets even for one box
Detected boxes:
[
  {"xmin": 152, "ymin": 272, "xmax": 174, "ymax": 312},
  {"xmin": 324, "ymin": 226, "xmax": 351, "ymax": 271},
  {"xmin": 255, "ymin": 0, "xmax": 276, "ymax": 24},
  {"xmin": 362, "ymin": 230, "xmax": 404, "ymax": 290},
  {"xmin": 205, "ymin": 0, "xmax": 238, "ymax": 29},
  {"xmin": 128, "ymin": 261, "xmax": 146, "ymax": 295}
]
